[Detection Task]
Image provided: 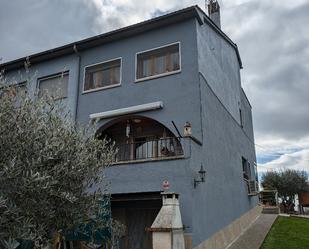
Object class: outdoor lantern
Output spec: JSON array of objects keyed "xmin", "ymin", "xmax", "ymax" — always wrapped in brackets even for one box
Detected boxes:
[
  {"xmin": 194, "ymin": 164, "xmax": 206, "ymax": 188},
  {"xmin": 183, "ymin": 121, "xmax": 192, "ymax": 137}
]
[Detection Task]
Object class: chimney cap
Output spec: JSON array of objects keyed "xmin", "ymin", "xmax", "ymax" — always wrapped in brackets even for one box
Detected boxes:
[
  {"xmin": 206, "ymin": 0, "xmax": 221, "ymax": 29},
  {"xmin": 207, "ymin": 0, "xmax": 220, "ymax": 15}
]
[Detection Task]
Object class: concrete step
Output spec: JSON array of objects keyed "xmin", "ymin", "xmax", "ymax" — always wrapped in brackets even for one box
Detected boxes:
[{"xmin": 262, "ymin": 206, "xmax": 280, "ymax": 214}]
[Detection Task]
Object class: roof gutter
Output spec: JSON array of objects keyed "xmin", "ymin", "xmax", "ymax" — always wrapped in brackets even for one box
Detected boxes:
[{"xmin": 73, "ymin": 44, "xmax": 81, "ymax": 121}]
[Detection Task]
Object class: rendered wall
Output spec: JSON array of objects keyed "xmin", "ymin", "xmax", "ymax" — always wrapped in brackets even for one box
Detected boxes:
[
  {"xmin": 196, "ymin": 18, "xmax": 242, "ymax": 124},
  {"xmin": 191, "ymin": 18, "xmax": 258, "ymax": 247},
  {"xmin": 190, "ymin": 64, "xmax": 258, "ymax": 248}
]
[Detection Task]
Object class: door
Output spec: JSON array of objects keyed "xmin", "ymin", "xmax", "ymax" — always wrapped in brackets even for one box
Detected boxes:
[{"xmin": 111, "ymin": 193, "xmax": 162, "ymax": 249}]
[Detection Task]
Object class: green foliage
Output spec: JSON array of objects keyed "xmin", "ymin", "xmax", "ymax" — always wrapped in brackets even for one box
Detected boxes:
[
  {"xmin": 261, "ymin": 216, "xmax": 309, "ymax": 249},
  {"xmin": 261, "ymin": 169, "xmax": 308, "ymax": 201},
  {"xmin": 0, "ymin": 76, "xmax": 121, "ymax": 248}
]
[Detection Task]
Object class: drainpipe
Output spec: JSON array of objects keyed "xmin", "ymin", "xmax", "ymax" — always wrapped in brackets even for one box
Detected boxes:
[{"xmin": 73, "ymin": 44, "xmax": 81, "ymax": 122}]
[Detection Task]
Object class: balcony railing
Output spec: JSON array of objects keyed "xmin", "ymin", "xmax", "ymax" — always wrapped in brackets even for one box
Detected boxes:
[{"xmin": 113, "ymin": 137, "xmax": 184, "ymax": 163}]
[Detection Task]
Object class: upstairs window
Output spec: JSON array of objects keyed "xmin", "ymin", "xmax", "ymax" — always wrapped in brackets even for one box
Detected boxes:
[
  {"xmin": 242, "ymin": 157, "xmax": 252, "ymax": 193},
  {"xmin": 84, "ymin": 58, "xmax": 121, "ymax": 92},
  {"xmin": 1, "ymin": 81, "xmax": 27, "ymax": 106},
  {"xmin": 15, "ymin": 82, "xmax": 27, "ymax": 105},
  {"xmin": 239, "ymin": 108, "xmax": 244, "ymax": 128},
  {"xmin": 38, "ymin": 72, "xmax": 69, "ymax": 100},
  {"xmin": 242, "ymin": 157, "xmax": 251, "ymax": 181},
  {"xmin": 136, "ymin": 43, "xmax": 180, "ymax": 80}
]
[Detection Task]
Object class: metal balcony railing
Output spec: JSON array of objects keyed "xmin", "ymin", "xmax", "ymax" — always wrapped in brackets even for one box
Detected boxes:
[
  {"xmin": 114, "ymin": 137, "xmax": 184, "ymax": 163},
  {"xmin": 259, "ymin": 190, "xmax": 279, "ymax": 207}
]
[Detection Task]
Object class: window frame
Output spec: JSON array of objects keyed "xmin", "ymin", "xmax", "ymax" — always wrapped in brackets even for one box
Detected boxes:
[
  {"xmin": 135, "ymin": 41, "xmax": 181, "ymax": 82},
  {"xmin": 82, "ymin": 57, "xmax": 122, "ymax": 94},
  {"xmin": 37, "ymin": 71, "xmax": 69, "ymax": 100}
]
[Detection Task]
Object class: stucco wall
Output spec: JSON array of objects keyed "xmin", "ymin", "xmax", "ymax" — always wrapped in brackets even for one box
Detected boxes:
[
  {"xmin": 105, "ymin": 154, "xmax": 194, "ymax": 233},
  {"xmin": 190, "ymin": 74, "xmax": 258, "ymax": 247},
  {"xmin": 196, "ymin": 19, "xmax": 242, "ymax": 124}
]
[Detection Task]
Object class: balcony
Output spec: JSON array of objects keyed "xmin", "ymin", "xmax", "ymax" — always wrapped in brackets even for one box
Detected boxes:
[
  {"xmin": 97, "ymin": 116, "xmax": 185, "ymax": 164},
  {"xmin": 114, "ymin": 137, "xmax": 184, "ymax": 163}
]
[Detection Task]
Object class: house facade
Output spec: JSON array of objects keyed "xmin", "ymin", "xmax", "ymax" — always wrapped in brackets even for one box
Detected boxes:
[{"xmin": 1, "ymin": 3, "xmax": 260, "ymax": 249}]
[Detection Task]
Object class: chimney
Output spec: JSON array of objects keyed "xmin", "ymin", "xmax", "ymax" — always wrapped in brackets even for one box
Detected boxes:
[
  {"xmin": 207, "ymin": 0, "xmax": 221, "ymax": 28},
  {"xmin": 149, "ymin": 192, "xmax": 185, "ymax": 249}
]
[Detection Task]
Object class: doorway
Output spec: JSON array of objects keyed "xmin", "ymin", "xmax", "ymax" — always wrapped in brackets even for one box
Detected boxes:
[{"xmin": 111, "ymin": 192, "xmax": 162, "ymax": 249}]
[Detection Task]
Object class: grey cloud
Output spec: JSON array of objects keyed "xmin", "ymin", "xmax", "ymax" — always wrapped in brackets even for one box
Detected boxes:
[
  {"xmin": 0, "ymin": 0, "xmax": 101, "ymax": 62},
  {"xmin": 1, "ymin": 0, "xmax": 309, "ymax": 146},
  {"xmin": 222, "ymin": 1, "xmax": 309, "ymax": 140}
]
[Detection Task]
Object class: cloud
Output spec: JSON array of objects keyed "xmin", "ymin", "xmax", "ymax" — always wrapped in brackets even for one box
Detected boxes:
[
  {"xmin": 82, "ymin": 0, "xmax": 206, "ymax": 33},
  {"xmin": 222, "ymin": 0, "xmax": 309, "ymax": 142},
  {"xmin": 0, "ymin": 0, "xmax": 308, "ymax": 171},
  {"xmin": 258, "ymin": 148, "xmax": 309, "ymax": 173},
  {"xmin": 0, "ymin": 0, "xmax": 98, "ymax": 62}
]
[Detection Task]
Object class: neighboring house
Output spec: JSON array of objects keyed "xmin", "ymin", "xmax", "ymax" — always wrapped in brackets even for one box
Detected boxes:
[{"xmin": 0, "ymin": 2, "xmax": 260, "ymax": 249}]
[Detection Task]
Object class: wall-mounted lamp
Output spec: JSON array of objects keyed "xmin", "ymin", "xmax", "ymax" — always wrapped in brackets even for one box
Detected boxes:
[{"xmin": 194, "ymin": 164, "xmax": 206, "ymax": 188}]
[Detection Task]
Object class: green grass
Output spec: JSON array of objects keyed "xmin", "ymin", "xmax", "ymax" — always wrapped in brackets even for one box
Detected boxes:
[{"xmin": 261, "ymin": 216, "xmax": 309, "ymax": 249}]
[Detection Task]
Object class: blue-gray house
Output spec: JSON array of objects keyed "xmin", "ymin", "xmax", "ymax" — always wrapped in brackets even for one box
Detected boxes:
[{"xmin": 1, "ymin": 2, "xmax": 260, "ymax": 249}]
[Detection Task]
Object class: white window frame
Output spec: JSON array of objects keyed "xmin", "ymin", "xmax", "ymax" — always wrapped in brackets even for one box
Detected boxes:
[
  {"xmin": 37, "ymin": 71, "xmax": 69, "ymax": 100},
  {"xmin": 135, "ymin": 41, "xmax": 181, "ymax": 82},
  {"xmin": 82, "ymin": 57, "xmax": 122, "ymax": 94}
]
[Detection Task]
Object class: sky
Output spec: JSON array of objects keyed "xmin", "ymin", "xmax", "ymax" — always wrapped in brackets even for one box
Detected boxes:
[{"xmin": 0, "ymin": 0, "xmax": 309, "ymax": 174}]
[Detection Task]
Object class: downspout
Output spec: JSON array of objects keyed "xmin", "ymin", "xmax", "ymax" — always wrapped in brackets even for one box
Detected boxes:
[
  {"xmin": 73, "ymin": 44, "xmax": 81, "ymax": 122},
  {"xmin": 198, "ymin": 75, "xmax": 204, "ymax": 143}
]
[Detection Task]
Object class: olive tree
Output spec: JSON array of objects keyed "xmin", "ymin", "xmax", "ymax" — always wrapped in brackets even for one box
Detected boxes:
[
  {"xmin": 0, "ymin": 73, "xmax": 122, "ymax": 249},
  {"xmin": 261, "ymin": 169, "xmax": 308, "ymax": 212}
]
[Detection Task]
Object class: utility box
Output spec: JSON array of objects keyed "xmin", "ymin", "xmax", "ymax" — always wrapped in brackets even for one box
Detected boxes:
[{"xmin": 148, "ymin": 192, "xmax": 185, "ymax": 249}]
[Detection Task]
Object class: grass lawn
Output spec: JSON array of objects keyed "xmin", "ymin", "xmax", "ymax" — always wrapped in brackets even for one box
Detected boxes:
[{"xmin": 261, "ymin": 216, "xmax": 309, "ymax": 249}]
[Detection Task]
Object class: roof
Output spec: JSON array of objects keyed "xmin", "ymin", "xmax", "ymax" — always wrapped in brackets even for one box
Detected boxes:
[{"xmin": 0, "ymin": 5, "xmax": 242, "ymax": 72}]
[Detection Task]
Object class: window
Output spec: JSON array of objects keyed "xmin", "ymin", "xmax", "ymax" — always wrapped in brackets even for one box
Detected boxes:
[
  {"xmin": 239, "ymin": 108, "xmax": 243, "ymax": 128},
  {"xmin": 84, "ymin": 58, "xmax": 121, "ymax": 92},
  {"xmin": 38, "ymin": 73, "xmax": 69, "ymax": 100},
  {"xmin": 242, "ymin": 157, "xmax": 251, "ymax": 193},
  {"xmin": 242, "ymin": 157, "xmax": 251, "ymax": 181},
  {"xmin": 136, "ymin": 43, "xmax": 180, "ymax": 80},
  {"xmin": 1, "ymin": 81, "xmax": 27, "ymax": 105},
  {"xmin": 254, "ymin": 162, "xmax": 258, "ymax": 182}
]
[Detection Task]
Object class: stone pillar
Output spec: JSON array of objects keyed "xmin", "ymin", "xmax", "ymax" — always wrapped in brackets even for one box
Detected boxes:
[{"xmin": 149, "ymin": 192, "xmax": 185, "ymax": 249}]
